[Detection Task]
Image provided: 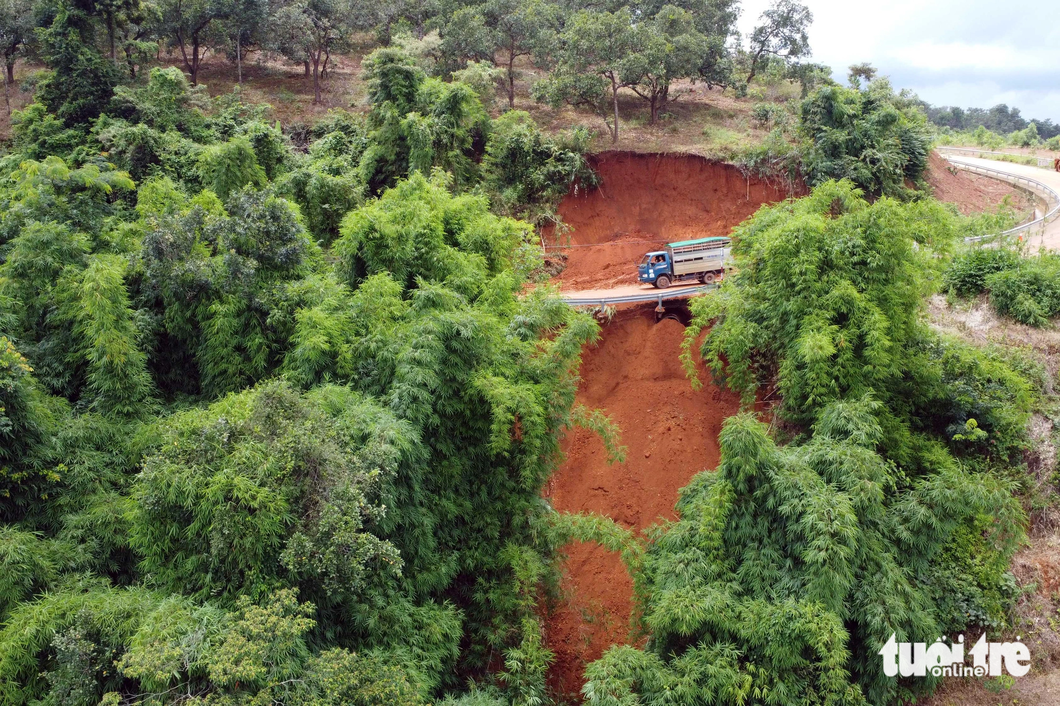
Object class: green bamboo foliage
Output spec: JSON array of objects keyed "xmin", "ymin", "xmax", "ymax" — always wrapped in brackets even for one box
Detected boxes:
[
  {"xmin": 196, "ymin": 137, "xmax": 267, "ymax": 201},
  {"xmin": 585, "ymin": 403, "xmax": 1021, "ymax": 705},
  {"xmin": 0, "ymin": 22, "xmax": 1041, "ymax": 706},
  {"xmin": 59, "ymin": 254, "xmax": 153, "ymax": 415}
]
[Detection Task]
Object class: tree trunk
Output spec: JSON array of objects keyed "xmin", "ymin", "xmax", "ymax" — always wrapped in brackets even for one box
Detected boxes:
[
  {"xmin": 191, "ymin": 39, "xmax": 199, "ymax": 84},
  {"xmin": 746, "ymin": 49, "xmax": 764, "ymax": 85},
  {"xmin": 237, "ymin": 34, "xmax": 242, "ymax": 85},
  {"xmin": 507, "ymin": 52, "xmax": 515, "ymax": 109},
  {"xmin": 178, "ymin": 32, "xmax": 191, "ymax": 78},
  {"xmin": 650, "ymin": 94, "xmax": 658, "ymax": 125},
  {"xmin": 312, "ymin": 51, "xmax": 321, "ymax": 104},
  {"xmin": 304, "ymin": 60, "xmax": 310, "ymax": 77},
  {"xmin": 611, "ymin": 76, "xmax": 620, "ymax": 143},
  {"xmin": 322, "ymin": 48, "xmax": 330, "ymax": 79},
  {"xmin": 6, "ymin": 60, "xmax": 13, "ymax": 85},
  {"xmin": 108, "ymin": 15, "xmax": 116, "ymax": 63},
  {"xmin": 3, "ymin": 65, "xmax": 10, "ymax": 117}
]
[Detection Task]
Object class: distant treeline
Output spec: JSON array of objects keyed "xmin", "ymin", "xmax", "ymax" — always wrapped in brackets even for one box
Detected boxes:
[{"xmin": 922, "ymin": 102, "xmax": 1060, "ymax": 140}]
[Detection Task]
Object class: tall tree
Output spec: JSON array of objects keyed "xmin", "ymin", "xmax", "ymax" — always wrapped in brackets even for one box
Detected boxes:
[
  {"xmin": 269, "ymin": 0, "xmax": 369, "ymax": 103},
  {"xmin": 94, "ymin": 0, "xmax": 142, "ymax": 63},
  {"xmin": 439, "ymin": 0, "xmax": 557, "ymax": 110},
  {"xmin": 533, "ymin": 9, "xmax": 634, "ymax": 143},
  {"xmin": 115, "ymin": 0, "xmax": 161, "ymax": 78},
  {"xmin": 847, "ymin": 61, "xmax": 877, "ymax": 88},
  {"xmin": 484, "ymin": 0, "xmax": 557, "ymax": 110},
  {"xmin": 159, "ymin": 0, "xmax": 227, "ymax": 84},
  {"xmin": 0, "ymin": 0, "xmax": 33, "ymax": 88},
  {"xmin": 221, "ymin": 0, "xmax": 266, "ymax": 83},
  {"xmin": 745, "ymin": 0, "xmax": 811, "ymax": 85},
  {"xmin": 36, "ymin": 4, "xmax": 121, "ymax": 125},
  {"xmin": 621, "ymin": 5, "xmax": 707, "ymax": 124}
]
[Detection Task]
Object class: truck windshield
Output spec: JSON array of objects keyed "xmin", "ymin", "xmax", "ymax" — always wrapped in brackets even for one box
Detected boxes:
[{"xmin": 640, "ymin": 255, "xmax": 651, "ymax": 265}]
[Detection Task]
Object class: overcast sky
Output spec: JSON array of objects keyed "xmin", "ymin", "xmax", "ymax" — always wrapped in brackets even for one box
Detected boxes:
[{"xmin": 737, "ymin": 0, "xmax": 1060, "ymax": 123}]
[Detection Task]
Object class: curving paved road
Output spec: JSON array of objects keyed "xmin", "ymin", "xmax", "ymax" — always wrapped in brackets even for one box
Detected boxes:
[{"xmin": 943, "ymin": 155, "xmax": 1060, "ymax": 252}]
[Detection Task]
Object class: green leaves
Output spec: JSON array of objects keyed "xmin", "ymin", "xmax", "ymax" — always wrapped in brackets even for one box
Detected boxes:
[
  {"xmin": 482, "ymin": 110, "xmax": 596, "ymax": 222},
  {"xmin": 799, "ymin": 82, "xmax": 932, "ymax": 197},
  {"xmin": 620, "ymin": 182, "xmax": 1034, "ymax": 705},
  {"xmin": 335, "ymin": 171, "xmax": 528, "ymax": 296},
  {"xmin": 687, "ymin": 180, "xmax": 959, "ymax": 421},
  {"xmin": 59, "ymin": 254, "xmax": 153, "ymax": 416},
  {"xmin": 197, "ymin": 137, "xmax": 268, "ymax": 201},
  {"xmin": 587, "ymin": 403, "xmax": 1021, "ymax": 705},
  {"xmin": 130, "ymin": 381, "xmax": 400, "ymax": 602},
  {"xmin": 360, "ymin": 47, "xmax": 490, "ymax": 194}
]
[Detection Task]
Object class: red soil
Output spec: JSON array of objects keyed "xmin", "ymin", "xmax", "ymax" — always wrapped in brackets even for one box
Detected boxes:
[
  {"xmin": 925, "ymin": 151, "xmax": 1029, "ymax": 215},
  {"xmin": 543, "ymin": 305, "xmax": 741, "ymax": 701},
  {"xmin": 547, "ymin": 152, "xmax": 800, "ymax": 291}
]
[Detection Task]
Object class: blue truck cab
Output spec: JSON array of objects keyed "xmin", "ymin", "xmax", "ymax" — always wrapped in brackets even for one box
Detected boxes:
[{"xmin": 638, "ymin": 252, "xmax": 671, "ymax": 285}]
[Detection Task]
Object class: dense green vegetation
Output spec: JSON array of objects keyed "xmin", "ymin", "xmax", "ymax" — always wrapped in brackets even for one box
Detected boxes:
[
  {"xmin": 0, "ymin": 0, "xmax": 1050, "ymax": 703},
  {"xmin": 798, "ymin": 79, "xmax": 931, "ymax": 197},
  {"xmin": 926, "ymin": 102, "xmax": 1060, "ymax": 145},
  {"xmin": 946, "ymin": 247, "xmax": 1060, "ymax": 327},
  {"xmin": 0, "ymin": 17, "xmax": 611, "ymax": 698}
]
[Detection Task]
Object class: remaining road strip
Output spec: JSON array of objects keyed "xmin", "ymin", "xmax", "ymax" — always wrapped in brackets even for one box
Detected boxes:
[{"xmin": 561, "ymin": 282, "xmax": 717, "ymax": 307}]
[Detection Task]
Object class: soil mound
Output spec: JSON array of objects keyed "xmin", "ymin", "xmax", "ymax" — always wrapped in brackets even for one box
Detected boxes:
[
  {"xmin": 543, "ymin": 304, "xmax": 741, "ymax": 701},
  {"xmin": 549, "ymin": 152, "xmax": 799, "ymax": 291},
  {"xmin": 926, "ymin": 151, "xmax": 1029, "ymax": 215}
]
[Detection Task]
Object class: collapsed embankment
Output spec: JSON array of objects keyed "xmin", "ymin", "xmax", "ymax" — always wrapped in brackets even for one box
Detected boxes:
[
  {"xmin": 537, "ymin": 150, "xmax": 1042, "ymax": 704},
  {"xmin": 924, "ymin": 152, "xmax": 1031, "ymax": 215},
  {"xmin": 542, "ymin": 305, "xmax": 741, "ymax": 701},
  {"xmin": 546, "ymin": 152, "xmax": 800, "ymax": 291}
]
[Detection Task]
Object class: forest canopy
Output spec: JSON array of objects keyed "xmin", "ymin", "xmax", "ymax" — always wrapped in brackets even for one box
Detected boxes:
[
  {"xmin": 0, "ymin": 34, "xmax": 609, "ymax": 704},
  {"xmin": 0, "ymin": 0, "xmax": 1046, "ymax": 703}
]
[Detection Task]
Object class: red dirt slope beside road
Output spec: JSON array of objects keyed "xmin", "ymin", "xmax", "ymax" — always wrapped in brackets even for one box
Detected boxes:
[
  {"xmin": 543, "ymin": 305, "xmax": 741, "ymax": 701},
  {"xmin": 925, "ymin": 151, "xmax": 1030, "ymax": 215},
  {"xmin": 547, "ymin": 152, "xmax": 799, "ymax": 292}
]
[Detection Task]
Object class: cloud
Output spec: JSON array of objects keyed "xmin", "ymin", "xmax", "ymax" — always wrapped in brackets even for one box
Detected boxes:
[{"xmin": 735, "ymin": 0, "xmax": 1060, "ymax": 120}]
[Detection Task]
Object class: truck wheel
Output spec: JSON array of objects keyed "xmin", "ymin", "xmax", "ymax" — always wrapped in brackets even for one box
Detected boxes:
[
  {"xmin": 655, "ymin": 275, "xmax": 671, "ymax": 289},
  {"xmin": 700, "ymin": 272, "xmax": 716, "ymax": 284}
]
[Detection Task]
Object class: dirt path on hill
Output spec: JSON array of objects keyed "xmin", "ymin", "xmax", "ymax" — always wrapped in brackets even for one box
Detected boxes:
[{"xmin": 542, "ymin": 305, "xmax": 741, "ymax": 701}]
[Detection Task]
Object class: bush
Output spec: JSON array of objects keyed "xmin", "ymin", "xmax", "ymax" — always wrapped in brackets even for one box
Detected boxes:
[
  {"xmin": 750, "ymin": 102, "xmax": 790, "ymax": 130},
  {"xmin": 986, "ymin": 255, "xmax": 1060, "ymax": 326},
  {"xmin": 583, "ymin": 406, "xmax": 1022, "ymax": 706},
  {"xmin": 799, "ymin": 81, "xmax": 931, "ymax": 197},
  {"xmin": 944, "ymin": 247, "xmax": 1021, "ymax": 296},
  {"xmin": 481, "ymin": 111, "xmax": 596, "ymax": 221}
]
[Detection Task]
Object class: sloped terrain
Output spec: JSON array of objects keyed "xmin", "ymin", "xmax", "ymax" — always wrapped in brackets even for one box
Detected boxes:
[
  {"xmin": 543, "ymin": 305, "xmax": 741, "ymax": 700},
  {"xmin": 547, "ymin": 152, "xmax": 800, "ymax": 292}
]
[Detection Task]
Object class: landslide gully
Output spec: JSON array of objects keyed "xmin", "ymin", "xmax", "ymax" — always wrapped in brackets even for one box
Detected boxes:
[
  {"xmin": 542, "ymin": 306, "xmax": 741, "ymax": 701},
  {"xmin": 546, "ymin": 151, "xmax": 799, "ymax": 292},
  {"xmin": 540, "ymin": 152, "xmax": 797, "ymax": 701}
]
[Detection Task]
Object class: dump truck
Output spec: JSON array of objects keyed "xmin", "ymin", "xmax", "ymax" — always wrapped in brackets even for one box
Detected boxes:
[{"xmin": 637, "ymin": 236, "xmax": 731, "ymax": 288}]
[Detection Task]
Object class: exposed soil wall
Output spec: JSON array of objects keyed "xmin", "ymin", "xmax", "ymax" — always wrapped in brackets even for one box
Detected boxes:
[
  {"xmin": 547, "ymin": 152, "xmax": 800, "ymax": 291},
  {"xmin": 543, "ymin": 305, "xmax": 741, "ymax": 701},
  {"xmin": 925, "ymin": 152, "xmax": 1031, "ymax": 215}
]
